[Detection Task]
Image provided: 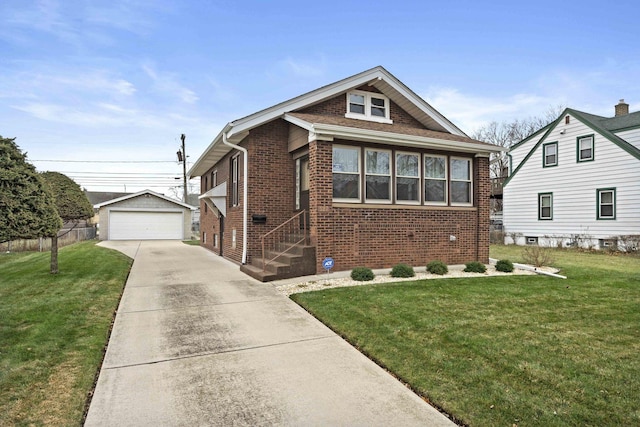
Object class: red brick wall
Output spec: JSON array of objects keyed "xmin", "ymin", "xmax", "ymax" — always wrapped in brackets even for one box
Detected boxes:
[
  {"xmin": 245, "ymin": 119, "xmax": 297, "ymax": 263},
  {"xmin": 299, "ymin": 92, "xmax": 424, "ymax": 129},
  {"xmin": 475, "ymin": 156, "xmax": 490, "ymax": 263},
  {"xmin": 200, "ymin": 153, "xmax": 231, "ymax": 256},
  {"xmin": 309, "ymin": 139, "xmax": 490, "ymax": 273}
]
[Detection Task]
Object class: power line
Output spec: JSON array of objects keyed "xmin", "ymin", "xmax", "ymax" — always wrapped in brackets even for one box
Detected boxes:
[
  {"xmin": 49, "ymin": 171, "xmax": 180, "ymax": 175},
  {"xmin": 31, "ymin": 159, "xmax": 177, "ymax": 163}
]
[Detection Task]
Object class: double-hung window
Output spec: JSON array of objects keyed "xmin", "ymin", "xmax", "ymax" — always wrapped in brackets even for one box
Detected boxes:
[
  {"xmin": 597, "ymin": 188, "xmax": 615, "ymax": 219},
  {"xmin": 396, "ymin": 152, "xmax": 420, "ymax": 203},
  {"xmin": 346, "ymin": 91, "xmax": 392, "ymax": 123},
  {"xmin": 543, "ymin": 142, "xmax": 558, "ymax": 167},
  {"xmin": 539, "ymin": 193, "xmax": 553, "ymax": 220},
  {"xmin": 577, "ymin": 135, "xmax": 594, "ymax": 162},
  {"xmin": 365, "ymin": 149, "xmax": 391, "ymax": 202},
  {"xmin": 332, "ymin": 146, "xmax": 360, "ymax": 201},
  {"xmin": 424, "ymin": 155, "xmax": 447, "ymax": 204},
  {"xmin": 450, "ymin": 157, "xmax": 472, "ymax": 205},
  {"xmin": 231, "ymin": 156, "xmax": 239, "ymax": 207}
]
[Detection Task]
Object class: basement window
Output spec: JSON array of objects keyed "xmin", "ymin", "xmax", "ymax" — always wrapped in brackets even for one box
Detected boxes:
[{"xmin": 345, "ymin": 91, "xmax": 392, "ymax": 124}]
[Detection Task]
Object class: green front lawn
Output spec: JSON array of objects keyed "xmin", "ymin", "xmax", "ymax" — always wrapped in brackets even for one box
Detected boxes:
[
  {"xmin": 0, "ymin": 241, "xmax": 132, "ymax": 426},
  {"xmin": 291, "ymin": 246, "xmax": 640, "ymax": 426}
]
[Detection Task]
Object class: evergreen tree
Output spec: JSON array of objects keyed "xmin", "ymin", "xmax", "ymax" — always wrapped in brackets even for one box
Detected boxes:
[
  {"xmin": 41, "ymin": 171, "xmax": 94, "ymax": 274},
  {"xmin": 0, "ymin": 136, "xmax": 62, "ymax": 244}
]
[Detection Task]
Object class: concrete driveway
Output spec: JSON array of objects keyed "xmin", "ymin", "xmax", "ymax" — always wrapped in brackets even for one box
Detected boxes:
[{"xmin": 86, "ymin": 240, "xmax": 454, "ymax": 426}]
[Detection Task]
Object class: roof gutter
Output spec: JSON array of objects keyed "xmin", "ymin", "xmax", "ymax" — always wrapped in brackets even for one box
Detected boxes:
[{"xmin": 222, "ymin": 131, "xmax": 248, "ymax": 265}]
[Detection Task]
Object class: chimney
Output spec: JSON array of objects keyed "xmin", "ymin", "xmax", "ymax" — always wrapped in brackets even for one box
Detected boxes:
[{"xmin": 615, "ymin": 99, "xmax": 629, "ymax": 117}]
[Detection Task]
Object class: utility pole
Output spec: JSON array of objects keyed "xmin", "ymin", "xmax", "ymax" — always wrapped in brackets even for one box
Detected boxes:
[{"xmin": 178, "ymin": 134, "xmax": 188, "ymax": 203}]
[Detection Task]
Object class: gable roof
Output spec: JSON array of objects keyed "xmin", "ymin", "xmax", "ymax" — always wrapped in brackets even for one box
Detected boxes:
[
  {"xmin": 505, "ymin": 107, "xmax": 640, "ymax": 186},
  {"xmin": 189, "ymin": 66, "xmax": 483, "ymax": 177},
  {"xmin": 93, "ymin": 189, "xmax": 195, "ymax": 210},
  {"xmin": 85, "ymin": 191, "xmax": 131, "ymax": 206}
]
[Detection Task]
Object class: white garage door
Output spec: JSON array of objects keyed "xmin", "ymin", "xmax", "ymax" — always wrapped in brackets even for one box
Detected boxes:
[{"xmin": 109, "ymin": 211, "xmax": 183, "ymax": 240}]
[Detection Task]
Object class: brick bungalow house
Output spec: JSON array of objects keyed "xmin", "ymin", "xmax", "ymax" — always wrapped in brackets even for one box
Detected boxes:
[{"xmin": 189, "ymin": 66, "xmax": 504, "ymax": 281}]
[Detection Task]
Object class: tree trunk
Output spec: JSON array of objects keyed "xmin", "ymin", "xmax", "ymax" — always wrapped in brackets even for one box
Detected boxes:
[{"xmin": 50, "ymin": 234, "xmax": 59, "ymax": 274}]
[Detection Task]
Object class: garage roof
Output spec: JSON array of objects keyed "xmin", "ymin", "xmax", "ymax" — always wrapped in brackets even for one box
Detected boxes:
[{"xmin": 93, "ymin": 189, "xmax": 196, "ymax": 210}]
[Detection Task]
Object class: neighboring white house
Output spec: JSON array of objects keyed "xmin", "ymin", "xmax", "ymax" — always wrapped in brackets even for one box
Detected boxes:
[{"xmin": 503, "ymin": 100, "xmax": 640, "ymax": 250}]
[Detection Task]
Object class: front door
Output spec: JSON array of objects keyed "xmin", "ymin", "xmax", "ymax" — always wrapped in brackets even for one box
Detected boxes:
[{"xmin": 297, "ymin": 156, "xmax": 310, "ymax": 229}]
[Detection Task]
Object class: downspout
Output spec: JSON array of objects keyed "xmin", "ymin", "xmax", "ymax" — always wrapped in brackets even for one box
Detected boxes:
[{"xmin": 222, "ymin": 132, "xmax": 248, "ymax": 265}]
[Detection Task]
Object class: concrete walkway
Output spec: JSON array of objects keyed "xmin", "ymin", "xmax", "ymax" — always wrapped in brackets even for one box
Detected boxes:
[{"xmin": 86, "ymin": 241, "xmax": 454, "ymax": 426}]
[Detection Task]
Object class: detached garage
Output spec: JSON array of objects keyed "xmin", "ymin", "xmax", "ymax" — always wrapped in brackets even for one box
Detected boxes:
[{"xmin": 95, "ymin": 190, "xmax": 195, "ymax": 241}]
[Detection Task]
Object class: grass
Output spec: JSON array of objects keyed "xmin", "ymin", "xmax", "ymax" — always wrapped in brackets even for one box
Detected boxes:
[
  {"xmin": 182, "ymin": 239, "xmax": 201, "ymax": 246},
  {"xmin": 291, "ymin": 246, "xmax": 640, "ymax": 426},
  {"xmin": 0, "ymin": 240, "xmax": 132, "ymax": 426}
]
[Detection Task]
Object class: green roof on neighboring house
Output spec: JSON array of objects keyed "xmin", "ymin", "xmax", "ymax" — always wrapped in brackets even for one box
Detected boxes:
[{"xmin": 504, "ymin": 107, "xmax": 640, "ymax": 187}]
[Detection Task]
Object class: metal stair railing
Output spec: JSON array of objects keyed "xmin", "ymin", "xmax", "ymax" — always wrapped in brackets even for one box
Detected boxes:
[{"xmin": 261, "ymin": 210, "xmax": 307, "ymax": 271}]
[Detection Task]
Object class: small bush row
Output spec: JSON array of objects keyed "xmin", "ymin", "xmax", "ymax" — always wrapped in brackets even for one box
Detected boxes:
[{"xmin": 350, "ymin": 259, "xmax": 515, "ymax": 280}]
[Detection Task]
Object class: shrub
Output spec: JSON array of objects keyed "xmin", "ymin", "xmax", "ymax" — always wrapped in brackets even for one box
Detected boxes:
[
  {"xmin": 495, "ymin": 259, "xmax": 514, "ymax": 273},
  {"xmin": 390, "ymin": 263, "xmax": 415, "ymax": 278},
  {"xmin": 427, "ymin": 260, "xmax": 448, "ymax": 275},
  {"xmin": 522, "ymin": 245, "xmax": 555, "ymax": 267},
  {"xmin": 464, "ymin": 261, "xmax": 487, "ymax": 273},
  {"xmin": 351, "ymin": 267, "xmax": 375, "ymax": 281}
]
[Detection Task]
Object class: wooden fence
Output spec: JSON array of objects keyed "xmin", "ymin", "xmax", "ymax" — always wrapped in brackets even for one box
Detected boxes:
[{"xmin": 0, "ymin": 227, "xmax": 97, "ymax": 253}]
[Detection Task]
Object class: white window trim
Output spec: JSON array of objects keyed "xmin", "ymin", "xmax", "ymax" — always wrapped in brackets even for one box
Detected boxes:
[
  {"xmin": 543, "ymin": 142, "xmax": 558, "ymax": 167},
  {"xmin": 424, "ymin": 154, "xmax": 448, "ymax": 206},
  {"xmin": 395, "ymin": 151, "xmax": 421, "ymax": 205},
  {"xmin": 365, "ymin": 148, "xmax": 392, "ymax": 204},
  {"xmin": 345, "ymin": 90, "xmax": 393, "ymax": 124},
  {"xmin": 450, "ymin": 156, "xmax": 473, "ymax": 207},
  {"xmin": 332, "ymin": 145, "xmax": 361, "ymax": 203},
  {"xmin": 597, "ymin": 188, "xmax": 615, "ymax": 220},
  {"xmin": 578, "ymin": 136, "xmax": 594, "ymax": 162},
  {"xmin": 212, "ymin": 170, "xmax": 218, "ymax": 188},
  {"xmin": 539, "ymin": 193, "xmax": 553, "ymax": 220}
]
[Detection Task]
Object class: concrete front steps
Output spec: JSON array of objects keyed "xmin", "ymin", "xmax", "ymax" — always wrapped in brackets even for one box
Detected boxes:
[{"xmin": 241, "ymin": 243, "xmax": 316, "ymax": 282}]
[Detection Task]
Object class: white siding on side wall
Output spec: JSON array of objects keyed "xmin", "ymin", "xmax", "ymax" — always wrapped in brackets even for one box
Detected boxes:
[
  {"xmin": 614, "ymin": 128, "xmax": 640, "ymax": 150},
  {"xmin": 504, "ymin": 117, "xmax": 640, "ymax": 245}
]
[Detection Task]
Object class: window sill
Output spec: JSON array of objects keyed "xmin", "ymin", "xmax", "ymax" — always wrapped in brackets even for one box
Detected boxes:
[
  {"xmin": 345, "ymin": 112, "xmax": 393, "ymax": 124},
  {"xmin": 333, "ymin": 202, "xmax": 477, "ymax": 211}
]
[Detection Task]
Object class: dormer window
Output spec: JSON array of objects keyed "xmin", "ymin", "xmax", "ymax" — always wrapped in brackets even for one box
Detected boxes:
[{"xmin": 345, "ymin": 91, "xmax": 393, "ymax": 124}]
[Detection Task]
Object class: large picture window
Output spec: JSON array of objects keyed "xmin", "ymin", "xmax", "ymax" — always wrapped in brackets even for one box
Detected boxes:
[
  {"xmin": 597, "ymin": 188, "xmax": 616, "ymax": 220},
  {"xmin": 424, "ymin": 155, "xmax": 447, "ymax": 204},
  {"xmin": 450, "ymin": 157, "xmax": 472, "ymax": 205},
  {"xmin": 396, "ymin": 152, "xmax": 419, "ymax": 203},
  {"xmin": 332, "ymin": 146, "xmax": 360, "ymax": 201},
  {"xmin": 538, "ymin": 193, "xmax": 553, "ymax": 220},
  {"xmin": 332, "ymin": 145, "xmax": 474, "ymax": 207},
  {"xmin": 365, "ymin": 149, "xmax": 391, "ymax": 202}
]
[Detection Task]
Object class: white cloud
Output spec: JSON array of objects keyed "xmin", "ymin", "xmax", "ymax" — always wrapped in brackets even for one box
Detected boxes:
[
  {"xmin": 423, "ymin": 87, "xmax": 562, "ymax": 134},
  {"xmin": 142, "ymin": 64, "xmax": 199, "ymax": 104},
  {"xmin": 279, "ymin": 57, "xmax": 327, "ymax": 78}
]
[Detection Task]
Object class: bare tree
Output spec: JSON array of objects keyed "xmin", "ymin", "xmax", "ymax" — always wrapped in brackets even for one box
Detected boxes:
[{"xmin": 473, "ymin": 105, "xmax": 564, "ymax": 179}]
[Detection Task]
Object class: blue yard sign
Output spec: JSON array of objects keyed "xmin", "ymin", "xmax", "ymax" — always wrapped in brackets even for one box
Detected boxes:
[{"xmin": 322, "ymin": 257, "xmax": 334, "ymax": 272}]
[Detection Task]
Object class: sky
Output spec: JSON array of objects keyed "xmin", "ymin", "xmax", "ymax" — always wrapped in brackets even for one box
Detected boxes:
[{"xmin": 2, "ymin": 0, "xmax": 639, "ymax": 199}]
